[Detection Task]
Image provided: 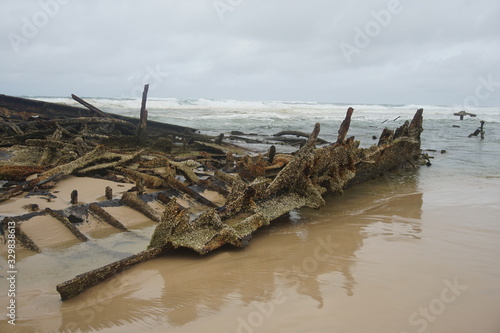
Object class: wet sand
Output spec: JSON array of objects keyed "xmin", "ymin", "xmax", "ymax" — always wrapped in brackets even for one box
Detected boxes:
[
  {"xmin": 0, "ymin": 176, "xmax": 134, "ymax": 217},
  {"xmin": 20, "ymin": 215, "xmax": 81, "ymax": 250},
  {"xmin": 1, "ymin": 166, "xmax": 499, "ymax": 333}
]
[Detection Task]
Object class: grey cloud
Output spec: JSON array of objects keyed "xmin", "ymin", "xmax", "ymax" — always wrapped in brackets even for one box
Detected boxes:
[{"xmin": 1, "ymin": 0, "xmax": 499, "ymax": 105}]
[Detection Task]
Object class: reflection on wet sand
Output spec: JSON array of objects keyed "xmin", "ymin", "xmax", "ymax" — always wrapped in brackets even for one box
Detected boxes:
[{"xmin": 50, "ymin": 173, "xmax": 422, "ymax": 332}]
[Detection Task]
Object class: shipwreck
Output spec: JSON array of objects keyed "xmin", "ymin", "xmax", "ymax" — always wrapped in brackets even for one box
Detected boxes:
[{"xmin": 0, "ymin": 91, "xmax": 425, "ymax": 301}]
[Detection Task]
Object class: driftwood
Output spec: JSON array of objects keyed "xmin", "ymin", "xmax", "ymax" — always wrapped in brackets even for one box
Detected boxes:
[
  {"xmin": 228, "ymin": 135, "xmax": 263, "ymax": 144},
  {"xmin": 56, "ymin": 246, "xmax": 167, "ymax": 301},
  {"xmin": 0, "ymin": 165, "xmax": 45, "ymax": 181},
  {"xmin": 0, "ymin": 118, "xmax": 24, "ymax": 135},
  {"xmin": 468, "ymin": 121, "xmax": 485, "ymax": 139},
  {"xmin": 0, "ymin": 95, "xmax": 238, "ymax": 167},
  {"xmin": 71, "ymin": 94, "xmax": 108, "ymax": 118},
  {"xmin": 137, "ymin": 84, "xmax": 149, "ymax": 138},
  {"xmin": 45, "ymin": 208, "xmax": 89, "ymax": 242},
  {"xmin": 37, "ymin": 145, "xmax": 106, "ymax": 180},
  {"xmin": 115, "ymin": 167, "xmax": 164, "ymax": 189},
  {"xmin": 89, "ymin": 203, "xmax": 128, "ymax": 231},
  {"xmin": 76, "ymin": 151, "xmax": 142, "ymax": 174},
  {"xmin": 2, "ymin": 218, "xmax": 41, "ymax": 253},
  {"xmin": 121, "ymin": 192, "xmax": 161, "ymax": 222},
  {"xmin": 0, "ymin": 146, "xmax": 141, "ymax": 202},
  {"xmin": 0, "ymin": 146, "xmax": 106, "ymax": 203},
  {"xmin": 169, "ymin": 160, "xmax": 201, "ymax": 184},
  {"xmin": 274, "ymin": 130, "xmax": 328, "ymax": 144},
  {"xmin": 165, "ymin": 175, "xmax": 219, "ymax": 208},
  {"xmin": 52, "ymin": 117, "xmax": 138, "ymax": 136}
]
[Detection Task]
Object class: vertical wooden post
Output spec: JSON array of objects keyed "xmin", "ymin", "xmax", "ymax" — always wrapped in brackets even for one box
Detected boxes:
[
  {"xmin": 215, "ymin": 133, "xmax": 224, "ymax": 145},
  {"xmin": 268, "ymin": 145, "xmax": 276, "ymax": 164},
  {"xmin": 137, "ymin": 84, "xmax": 149, "ymax": 138},
  {"xmin": 337, "ymin": 107, "xmax": 354, "ymax": 144},
  {"xmin": 70, "ymin": 190, "xmax": 78, "ymax": 204},
  {"xmin": 105, "ymin": 186, "xmax": 113, "ymax": 200},
  {"xmin": 480, "ymin": 121, "xmax": 485, "ymax": 139}
]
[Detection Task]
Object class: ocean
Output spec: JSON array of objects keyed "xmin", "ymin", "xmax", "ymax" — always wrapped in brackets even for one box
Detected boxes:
[
  {"xmin": 31, "ymin": 96, "xmax": 500, "ymax": 151},
  {"xmin": 1, "ymin": 97, "xmax": 499, "ymax": 332}
]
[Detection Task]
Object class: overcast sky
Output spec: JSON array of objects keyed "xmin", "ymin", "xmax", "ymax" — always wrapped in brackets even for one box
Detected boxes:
[{"xmin": 1, "ymin": 0, "xmax": 499, "ymax": 106}]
